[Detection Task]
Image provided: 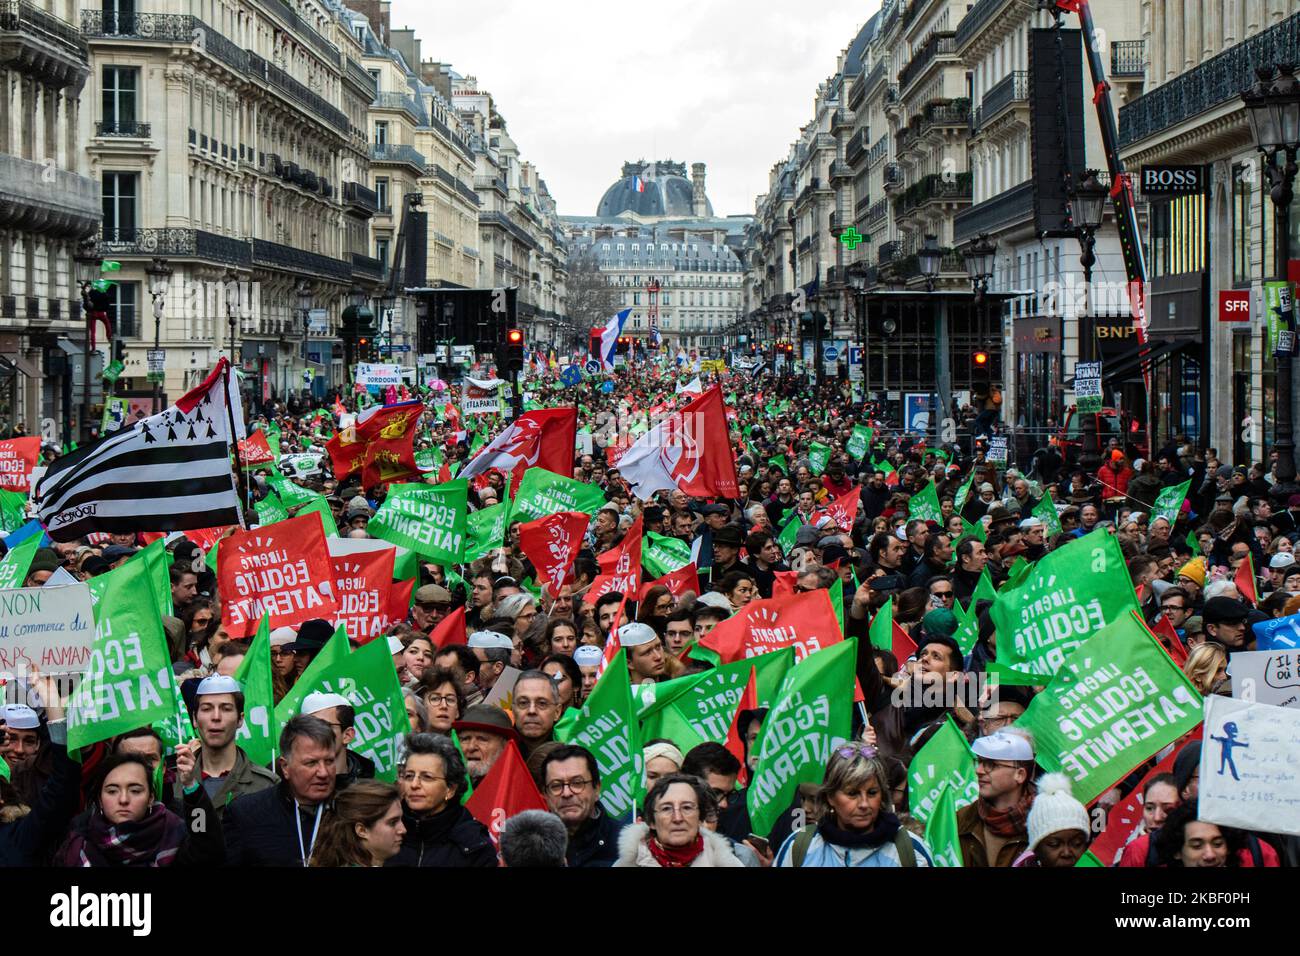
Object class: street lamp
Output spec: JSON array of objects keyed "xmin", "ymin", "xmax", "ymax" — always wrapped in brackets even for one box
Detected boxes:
[
  {"xmin": 1243, "ymin": 64, "xmax": 1300, "ymax": 503},
  {"xmin": 296, "ymin": 280, "xmax": 312, "ymax": 406},
  {"xmin": 1070, "ymin": 169, "xmax": 1108, "ymax": 473},
  {"xmin": 917, "ymin": 233, "xmax": 943, "ymax": 292},
  {"xmin": 145, "ymin": 257, "xmax": 172, "ymax": 414},
  {"xmin": 962, "ymin": 234, "xmax": 997, "ymax": 304}
]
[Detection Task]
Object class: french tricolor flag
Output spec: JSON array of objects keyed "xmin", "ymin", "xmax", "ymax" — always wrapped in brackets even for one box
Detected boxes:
[{"xmin": 634, "ymin": 176, "xmax": 645, "ymax": 193}]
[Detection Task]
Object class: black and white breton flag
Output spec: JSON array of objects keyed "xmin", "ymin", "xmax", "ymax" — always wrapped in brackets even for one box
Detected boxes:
[{"xmin": 36, "ymin": 359, "xmax": 246, "ymax": 541}]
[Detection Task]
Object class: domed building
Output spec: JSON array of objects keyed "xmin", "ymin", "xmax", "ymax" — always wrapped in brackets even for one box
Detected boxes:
[{"xmin": 564, "ymin": 160, "xmax": 751, "ymax": 356}]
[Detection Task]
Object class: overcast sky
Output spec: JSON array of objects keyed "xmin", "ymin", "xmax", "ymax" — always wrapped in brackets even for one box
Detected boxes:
[{"xmin": 397, "ymin": 0, "xmax": 880, "ymax": 219}]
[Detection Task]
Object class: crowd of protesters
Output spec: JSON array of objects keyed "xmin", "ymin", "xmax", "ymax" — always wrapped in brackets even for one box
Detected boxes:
[{"xmin": 0, "ymin": 361, "xmax": 1295, "ymax": 870}]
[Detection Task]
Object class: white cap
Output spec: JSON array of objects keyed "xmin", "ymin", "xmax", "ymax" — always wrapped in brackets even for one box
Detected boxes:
[
  {"xmin": 301, "ymin": 691, "xmax": 351, "ymax": 716},
  {"xmin": 695, "ymin": 591, "xmax": 732, "ymax": 611},
  {"xmin": 894, "ymin": 526, "xmax": 908, "ymax": 540},
  {"xmin": 195, "ymin": 674, "xmax": 243, "ymax": 697},
  {"xmin": 1019, "ymin": 516, "xmax": 1044, "ymax": 530},
  {"xmin": 573, "ymin": 645, "xmax": 604, "ymax": 667},
  {"xmin": 971, "ymin": 728, "xmax": 1035, "ymax": 762},
  {"xmin": 269, "ymin": 626, "xmax": 297, "ymax": 648},
  {"xmin": 1270, "ymin": 552, "xmax": 1297, "ymax": 570},
  {"xmin": 0, "ymin": 703, "xmax": 39, "ymax": 729},
  {"xmin": 387, "ymin": 635, "xmax": 405, "ymax": 655},
  {"xmin": 1132, "ymin": 458, "xmax": 1146, "ymax": 472},
  {"xmin": 468, "ymin": 630, "xmax": 514, "ymax": 650},
  {"xmin": 617, "ymin": 622, "xmax": 658, "ymax": 648}
]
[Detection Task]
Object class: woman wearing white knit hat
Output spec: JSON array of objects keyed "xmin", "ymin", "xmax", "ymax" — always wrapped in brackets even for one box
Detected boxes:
[{"xmin": 1012, "ymin": 774, "xmax": 1091, "ymax": 868}]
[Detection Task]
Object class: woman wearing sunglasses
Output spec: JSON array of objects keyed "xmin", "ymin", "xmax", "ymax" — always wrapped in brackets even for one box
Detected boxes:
[{"xmin": 774, "ymin": 742, "xmax": 934, "ymax": 867}]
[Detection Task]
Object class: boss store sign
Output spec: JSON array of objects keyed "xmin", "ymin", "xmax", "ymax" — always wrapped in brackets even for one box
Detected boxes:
[{"xmin": 1141, "ymin": 164, "xmax": 1205, "ymax": 197}]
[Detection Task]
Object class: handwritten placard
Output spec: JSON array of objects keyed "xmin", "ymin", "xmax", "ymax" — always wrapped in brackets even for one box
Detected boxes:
[
  {"xmin": 1199, "ymin": 695, "xmax": 1300, "ymax": 837},
  {"xmin": 1230, "ymin": 649, "xmax": 1300, "ymax": 708},
  {"xmin": 0, "ymin": 584, "xmax": 96, "ymax": 676}
]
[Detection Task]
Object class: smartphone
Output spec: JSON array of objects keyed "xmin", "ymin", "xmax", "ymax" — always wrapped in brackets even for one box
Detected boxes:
[{"xmin": 747, "ymin": 834, "xmax": 770, "ymax": 855}]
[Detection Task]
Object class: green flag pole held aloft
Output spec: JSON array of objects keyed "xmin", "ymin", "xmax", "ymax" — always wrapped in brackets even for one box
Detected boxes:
[
  {"xmin": 0, "ymin": 488, "xmax": 27, "ymax": 533},
  {"xmin": 924, "ymin": 783, "xmax": 965, "ymax": 867},
  {"xmin": 0, "ymin": 537, "xmax": 39, "ymax": 590},
  {"xmin": 464, "ymin": 501, "xmax": 512, "ymax": 563},
  {"xmin": 1152, "ymin": 478, "xmax": 1192, "ymax": 525},
  {"xmin": 554, "ymin": 649, "xmax": 643, "ymax": 822},
  {"xmin": 642, "ymin": 648, "xmax": 793, "ymax": 745},
  {"xmin": 273, "ymin": 623, "xmax": 350, "ymax": 734},
  {"xmin": 908, "ymin": 481, "xmax": 943, "ymax": 523},
  {"xmin": 907, "ymin": 713, "xmax": 978, "ymax": 825},
  {"xmin": 511, "ymin": 467, "xmax": 605, "ymax": 523},
  {"xmin": 232, "ymin": 615, "xmax": 277, "ymax": 767},
  {"xmin": 808, "ymin": 441, "xmax": 831, "ymax": 475},
  {"xmin": 641, "ymin": 531, "xmax": 691, "ymax": 579},
  {"xmin": 746, "ymin": 639, "xmax": 856, "ymax": 838},
  {"xmin": 69, "ymin": 559, "xmax": 178, "ymax": 753}
]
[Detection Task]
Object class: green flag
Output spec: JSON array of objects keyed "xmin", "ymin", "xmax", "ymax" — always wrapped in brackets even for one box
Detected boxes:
[
  {"xmin": 908, "ymin": 713, "xmax": 978, "ymax": 825},
  {"xmin": 991, "ymin": 528, "xmax": 1138, "ymax": 679},
  {"xmin": 924, "ymin": 783, "xmax": 964, "ymax": 867},
  {"xmin": 1075, "ymin": 850, "xmax": 1104, "ymax": 868},
  {"xmin": 953, "ymin": 472, "xmax": 976, "ymax": 512},
  {"xmin": 1001, "ymin": 557, "xmax": 1033, "ymax": 592},
  {"xmin": 638, "ymin": 701, "xmax": 709, "ymax": 755},
  {"xmin": 642, "ymin": 531, "xmax": 691, "ymax": 579},
  {"xmin": 415, "ymin": 445, "xmax": 445, "ymax": 472},
  {"xmin": 868, "ymin": 596, "xmax": 894, "ymax": 652},
  {"xmin": 643, "ymin": 648, "xmax": 793, "ymax": 745},
  {"xmin": 232, "ymin": 615, "xmax": 277, "ymax": 767},
  {"xmin": 369, "ymin": 479, "xmax": 468, "ymax": 562},
  {"xmin": 829, "ymin": 580, "xmax": 845, "ymax": 639},
  {"xmin": 1032, "ymin": 492, "xmax": 1062, "ymax": 537},
  {"xmin": 0, "ymin": 537, "xmax": 39, "ymax": 589},
  {"xmin": 266, "ymin": 472, "xmax": 319, "ymax": 510},
  {"xmin": 126, "ymin": 536, "xmax": 174, "ymax": 618},
  {"xmin": 952, "ymin": 599, "xmax": 980, "ymax": 655},
  {"xmin": 273, "ymin": 623, "xmax": 350, "ymax": 733},
  {"xmin": 973, "ymin": 567, "xmax": 997, "ymax": 605},
  {"xmin": 1014, "ymin": 611, "xmax": 1202, "ymax": 804},
  {"xmin": 296, "ymin": 637, "xmax": 411, "ymax": 782},
  {"xmin": 464, "ymin": 501, "xmax": 511, "ymax": 562},
  {"xmin": 450, "ymin": 729, "xmax": 474, "ymax": 805},
  {"xmin": 633, "ymin": 671, "xmax": 707, "ymax": 719},
  {"xmin": 959, "ymin": 516, "xmax": 986, "ymax": 545},
  {"xmin": 554, "ymin": 649, "xmax": 643, "ymax": 821},
  {"xmin": 69, "ymin": 559, "xmax": 178, "ymax": 752},
  {"xmin": 511, "ymin": 467, "xmax": 604, "ymax": 523},
  {"xmin": 768, "ymin": 454, "xmax": 788, "ymax": 474},
  {"xmin": 0, "ymin": 754, "xmax": 8, "ymax": 781},
  {"xmin": 0, "ymin": 489, "xmax": 27, "ymax": 533},
  {"xmin": 393, "ymin": 548, "xmax": 422, "ymax": 582},
  {"xmin": 776, "ymin": 517, "xmax": 800, "ymax": 554},
  {"xmin": 908, "ymin": 481, "xmax": 942, "ymax": 523},
  {"xmin": 808, "ymin": 441, "xmax": 831, "ymax": 475},
  {"xmin": 1185, "ymin": 529, "xmax": 1201, "ymax": 555},
  {"xmin": 1152, "ymin": 478, "xmax": 1192, "ymax": 525},
  {"xmin": 846, "ymin": 425, "xmax": 872, "ymax": 461},
  {"xmin": 254, "ymin": 494, "xmax": 290, "ymax": 527},
  {"xmin": 294, "ymin": 497, "xmax": 340, "ymax": 538},
  {"xmin": 746, "ymin": 639, "xmax": 856, "ymax": 837}
]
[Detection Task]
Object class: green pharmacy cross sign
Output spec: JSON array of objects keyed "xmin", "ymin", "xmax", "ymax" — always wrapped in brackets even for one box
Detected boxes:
[{"xmin": 839, "ymin": 227, "xmax": 867, "ymax": 250}]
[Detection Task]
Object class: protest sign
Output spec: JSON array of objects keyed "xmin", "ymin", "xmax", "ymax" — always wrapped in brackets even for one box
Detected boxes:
[
  {"xmin": 462, "ymin": 376, "xmax": 505, "ymax": 416},
  {"xmin": 1015, "ymin": 612, "xmax": 1202, "ymax": 804},
  {"xmin": 0, "ymin": 437, "xmax": 40, "ymax": 492},
  {"xmin": 330, "ymin": 549, "xmax": 395, "ymax": 643},
  {"xmin": 218, "ymin": 511, "xmax": 338, "ymax": 638},
  {"xmin": 1199, "ymin": 695, "xmax": 1300, "ymax": 837},
  {"xmin": 1253, "ymin": 612, "xmax": 1300, "ymax": 650},
  {"xmin": 554, "ymin": 649, "xmax": 642, "ymax": 821},
  {"xmin": 368, "ymin": 479, "xmax": 468, "ymax": 563},
  {"xmin": 1074, "ymin": 361, "xmax": 1103, "ymax": 414},
  {"xmin": 355, "ymin": 363, "xmax": 402, "ymax": 389},
  {"xmin": 1229, "ymin": 648, "xmax": 1300, "ymax": 709},
  {"xmin": 0, "ymin": 583, "xmax": 95, "ymax": 677},
  {"xmin": 746, "ymin": 639, "xmax": 855, "ymax": 837},
  {"xmin": 991, "ymin": 528, "xmax": 1138, "ymax": 679}
]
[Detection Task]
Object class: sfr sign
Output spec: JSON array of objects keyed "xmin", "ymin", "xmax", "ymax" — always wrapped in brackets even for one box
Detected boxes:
[{"xmin": 1219, "ymin": 289, "xmax": 1251, "ymax": 322}]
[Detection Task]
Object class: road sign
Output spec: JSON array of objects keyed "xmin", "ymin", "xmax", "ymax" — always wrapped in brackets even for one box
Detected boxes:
[
  {"xmin": 823, "ymin": 345, "xmax": 839, "ymax": 362},
  {"xmin": 584, "ymin": 360, "xmax": 602, "ymax": 375},
  {"xmin": 379, "ymin": 344, "xmax": 411, "ymax": 353},
  {"xmin": 847, "ymin": 346, "xmax": 863, "ymax": 381}
]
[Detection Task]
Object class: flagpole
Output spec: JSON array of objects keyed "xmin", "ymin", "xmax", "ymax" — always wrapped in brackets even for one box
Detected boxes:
[{"xmin": 222, "ymin": 358, "xmax": 250, "ymax": 528}]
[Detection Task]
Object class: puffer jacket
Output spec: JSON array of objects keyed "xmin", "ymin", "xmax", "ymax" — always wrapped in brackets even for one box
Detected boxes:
[
  {"xmin": 613, "ymin": 822, "xmax": 746, "ymax": 868},
  {"xmin": 386, "ymin": 802, "xmax": 497, "ymax": 868}
]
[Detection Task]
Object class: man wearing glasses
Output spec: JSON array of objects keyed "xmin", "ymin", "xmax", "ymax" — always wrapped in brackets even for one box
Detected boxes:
[
  {"xmin": 540, "ymin": 744, "xmax": 625, "ymax": 867},
  {"xmin": 1157, "ymin": 586, "xmax": 1194, "ymax": 643},
  {"xmin": 956, "ymin": 727, "xmax": 1036, "ymax": 867},
  {"xmin": 927, "ymin": 576, "xmax": 955, "ymax": 610},
  {"xmin": 410, "ymin": 584, "xmax": 452, "ymax": 633}
]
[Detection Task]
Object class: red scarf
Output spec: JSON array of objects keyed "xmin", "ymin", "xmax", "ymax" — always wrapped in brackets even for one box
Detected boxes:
[
  {"xmin": 977, "ymin": 789, "xmax": 1035, "ymax": 839},
  {"xmin": 647, "ymin": 833, "xmax": 704, "ymax": 868}
]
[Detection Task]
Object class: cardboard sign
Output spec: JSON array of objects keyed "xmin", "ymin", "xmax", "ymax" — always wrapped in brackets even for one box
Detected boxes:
[
  {"xmin": 0, "ymin": 584, "xmax": 95, "ymax": 677},
  {"xmin": 218, "ymin": 511, "xmax": 338, "ymax": 638},
  {"xmin": 1074, "ymin": 361, "xmax": 1103, "ymax": 413},
  {"xmin": 1230, "ymin": 648, "xmax": 1300, "ymax": 709},
  {"xmin": 355, "ymin": 364, "xmax": 402, "ymax": 388},
  {"xmin": 0, "ymin": 438, "xmax": 40, "ymax": 493},
  {"xmin": 1199, "ymin": 695, "xmax": 1300, "ymax": 837}
]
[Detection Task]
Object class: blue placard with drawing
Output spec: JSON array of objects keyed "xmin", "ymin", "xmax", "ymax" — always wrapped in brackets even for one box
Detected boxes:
[{"xmin": 1254, "ymin": 612, "xmax": 1300, "ymax": 650}]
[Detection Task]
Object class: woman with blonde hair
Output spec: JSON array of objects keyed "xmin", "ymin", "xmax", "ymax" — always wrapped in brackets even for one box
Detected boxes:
[
  {"xmin": 775, "ymin": 742, "xmax": 934, "ymax": 867},
  {"xmin": 309, "ymin": 780, "xmax": 406, "ymax": 868},
  {"xmin": 1182, "ymin": 642, "xmax": 1228, "ymax": 696}
]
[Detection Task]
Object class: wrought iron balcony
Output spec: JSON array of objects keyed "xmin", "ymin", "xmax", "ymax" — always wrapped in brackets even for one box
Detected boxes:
[
  {"xmin": 247, "ymin": 51, "xmax": 348, "ymax": 130},
  {"xmin": 884, "ymin": 85, "xmax": 900, "ymax": 109},
  {"xmin": 863, "ymin": 58, "xmax": 887, "ymax": 93},
  {"xmin": 369, "ymin": 142, "xmax": 427, "ymax": 172},
  {"xmin": 94, "ymin": 120, "xmax": 151, "ymax": 138},
  {"xmin": 94, "ymin": 227, "xmax": 252, "ymax": 267},
  {"xmin": 830, "ymin": 159, "xmax": 853, "ymax": 181},
  {"xmin": 343, "ymin": 57, "xmax": 377, "ymax": 99},
  {"xmin": 878, "ymin": 241, "xmax": 901, "ymax": 264},
  {"xmin": 955, "ymin": 0, "xmax": 1012, "ymax": 50},
  {"xmin": 342, "ymin": 181, "xmax": 378, "ymax": 211},
  {"xmin": 81, "ymin": 12, "xmax": 246, "ymax": 75},
  {"xmin": 866, "ymin": 197, "xmax": 889, "ymax": 226},
  {"xmin": 866, "ymin": 135, "xmax": 889, "ymax": 168},
  {"xmin": 1110, "ymin": 40, "xmax": 1145, "ymax": 77},
  {"xmin": 893, "ymin": 171, "xmax": 973, "ymax": 218},
  {"xmin": 475, "ymin": 175, "xmax": 509, "ymax": 195},
  {"xmin": 3, "ymin": 0, "xmax": 88, "ymax": 87},
  {"xmin": 259, "ymin": 0, "xmax": 341, "ymax": 67},
  {"xmin": 953, "ymin": 180, "xmax": 1034, "ymax": 243},
  {"xmin": 918, "ymin": 98, "xmax": 971, "ymax": 136},
  {"xmin": 972, "ymin": 71, "xmax": 1029, "ymax": 135},
  {"xmin": 1119, "ymin": 11, "xmax": 1300, "ymax": 146},
  {"xmin": 899, "ymin": 32, "xmax": 956, "ymax": 91},
  {"xmin": 883, "ymin": 163, "xmax": 904, "ymax": 190},
  {"xmin": 373, "ymin": 91, "xmax": 423, "ymax": 122},
  {"xmin": 832, "ymin": 108, "xmax": 855, "ymax": 133},
  {"xmin": 252, "ymin": 238, "xmax": 350, "ymax": 282},
  {"xmin": 845, "ymin": 130, "xmax": 867, "ymax": 164}
]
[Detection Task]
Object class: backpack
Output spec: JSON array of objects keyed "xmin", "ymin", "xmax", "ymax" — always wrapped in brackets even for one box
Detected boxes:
[{"xmin": 790, "ymin": 825, "xmax": 917, "ymax": 867}]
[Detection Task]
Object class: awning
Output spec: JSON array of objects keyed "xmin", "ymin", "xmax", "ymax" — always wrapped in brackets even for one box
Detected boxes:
[
  {"xmin": 0, "ymin": 354, "xmax": 43, "ymax": 379},
  {"xmin": 1063, "ymin": 338, "xmax": 1182, "ymax": 388}
]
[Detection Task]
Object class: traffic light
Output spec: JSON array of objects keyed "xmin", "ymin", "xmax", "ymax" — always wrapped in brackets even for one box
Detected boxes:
[
  {"xmin": 974, "ymin": 351, "xmax": 988, "ymax": 367},
  {"xmin": 357, "ymin": 335, "xmax": 373, "ymax": 362},
  {"xmin": 505, "ymin": 327, "xmax": 524, "ymax": 372}
]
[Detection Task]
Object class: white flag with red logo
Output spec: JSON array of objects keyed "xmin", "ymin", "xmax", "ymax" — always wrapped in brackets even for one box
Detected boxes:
[
  {"xmin": 617, "ymin": 387, "xmax": 738, "ymax": 500},
  {"xmin": 458, "ymin": 407, "xmax": 577, "ymax": 495}
]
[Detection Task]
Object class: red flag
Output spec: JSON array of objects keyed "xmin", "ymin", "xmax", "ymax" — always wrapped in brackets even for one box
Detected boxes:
[
  {"xmin": 1149, "ymin": 612, "xmax": 1189, "ymax": 667},
  {"xmin": 1234, "ymin": 553, "xmax": 1258, "ymax": 606},
  {"xmin": 0, "ymin": 437, "xmax": 40, "ymax": 492},
  {"xmin": 458, "ymin": 407, "xmax": 578, "ymax": 494},
  {"xmin": 325, "ymin": 401, "xmax": 424, "ymax": 490},
  {"xmin": 698, "ymin": 589, "xmax": 842, "ymax": 664},
  {"xmin": 464, "ymin": 740, "xmax": 549, "ymax": 849},
  {"xmin": 641, "ymin": 562, "xmax": 701, "ymax": 601},
  {"xmin": 430, "ymin": 604, "xmax": 468, "ymax": 649},
  {"xmin": 237, "ymin": 431, "xmax": 276, "ymax": 468},
  {"xmin": 598, "ymin": 515, "xmax": 643, "ymax": 595},
  {"xmin": 891, "ymin": 618, "xmax": 918, "ymax": 664},
  {"xmin": 330, "ymin": 548, "xmax": 395, "ymax": 644},
  {"xmin": 723, "ymin": 666, "xmax": 757, "ymax": 788},
  {"xmin": 771, "ymin": 569, "xmax": 799, "ymax": 598},
  {"xmin": 218, "ymin": 511, "xmax": 338, "ymax": 638},
  {"xmin": 517, "ymin": 511, "xmax": 589, "ymax": 597},
  {"xmin": 389, "ymin": 578, "xmax": 414, "ymax": 626},
  {"xmin": 585, "ymin": 573, "xmax": 629, "ymax": 604}
]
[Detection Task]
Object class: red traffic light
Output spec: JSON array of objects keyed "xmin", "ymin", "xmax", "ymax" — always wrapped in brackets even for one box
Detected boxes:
[
  {"xmin": 974, "ymin": 351, "xmax": 988, "ymax": 366},
  {"xmin": 507, "ymin": 328, "xmax": 524, "ymax": 345}
]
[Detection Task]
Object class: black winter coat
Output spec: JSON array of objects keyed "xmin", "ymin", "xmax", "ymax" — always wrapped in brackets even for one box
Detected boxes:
[
  {"xmin": 565, "ymin": 806, "xmax": 624, "ymax": 868},
  {"xmin": 223, "ymin": 783, "xmax": 332, "ymax": 867},
  {"xmin": 0, "ymin": 739, "xmax": 80, "ymax": 867},
  {"xmin": 386, "ymin": 802, "xmax": 496, "ymax": 868}
]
